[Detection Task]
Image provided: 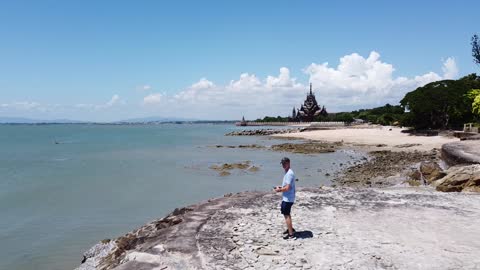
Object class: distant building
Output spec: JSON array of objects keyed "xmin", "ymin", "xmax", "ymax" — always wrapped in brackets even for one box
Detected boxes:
[
  {"xmin": 239, "ymin": 116, "xmax": 247, "ymax": 126},
  {"xmin": 291, "ymin": 83, "xmax": 327, "ymax": 122}
]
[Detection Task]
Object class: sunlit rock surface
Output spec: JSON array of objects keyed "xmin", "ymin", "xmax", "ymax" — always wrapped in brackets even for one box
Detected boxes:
[{"xmin": 76, "ymin": 187, "xmax": 480, "ymax": 270}]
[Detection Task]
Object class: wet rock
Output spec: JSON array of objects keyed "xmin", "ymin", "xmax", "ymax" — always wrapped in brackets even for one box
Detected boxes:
[
  {"xmin": 238, "ymin": 144, "xmax": 265, "ymax": 149},
  {"xmin": 405, "ymin": 178, "xmax": 422, "ymax": 186},
  {"xmin": 219, "ymin": 171, "xmax": 231, "ymax": 177},
  {"xmin": 209, "ymin": 161, "xmax": 261, "ymax": 176},
  {"xmin": 213, "ymin": 144, "xmax": 266, "ymax": 149},
  {"xmin": 248, "ymin": 166, "xmax": 260, "ymax": 172},
  {"xmin": 271, "ymin": 142, "xmax": 341, "ymax": 154},
  {"xmin": 209, "ymin": 161, "xmax": 251, "ymax": 171},
  {"xmin": 419, "ymin": 161, "xmax": 446, "ymax": 184},
  {"xmin": 395, "ymin": 143, "xmax": 422, "ymax": 148},
  {"xmin": 409, "ymin": 170, "xmax": 422, "ymax": 181},
  {"xmin": 171, "ymin": 207, "xmax": 194, "ymax": 216}
]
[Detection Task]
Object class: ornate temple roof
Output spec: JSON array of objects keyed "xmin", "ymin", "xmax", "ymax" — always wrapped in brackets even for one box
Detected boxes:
[{"xmin": 291, "ymin": 83, "xmax": 327, "ymax": 121}]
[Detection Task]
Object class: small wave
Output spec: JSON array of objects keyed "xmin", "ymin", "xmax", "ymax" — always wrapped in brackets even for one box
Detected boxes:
[{"xmin": 52, "ymin": 157, "xmax": 69, "ymax": 161}]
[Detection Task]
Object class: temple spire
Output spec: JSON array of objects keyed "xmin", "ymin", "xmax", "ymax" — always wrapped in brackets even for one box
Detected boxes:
[{"xmin": 309, "ymin": 83, "xmax": 313, "ymax": 95}]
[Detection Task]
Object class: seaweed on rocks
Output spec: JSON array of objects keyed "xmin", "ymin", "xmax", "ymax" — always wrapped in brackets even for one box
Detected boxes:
[{"xmin": 334, "ymin": 149, "xmax": 439, "ymax": 187}]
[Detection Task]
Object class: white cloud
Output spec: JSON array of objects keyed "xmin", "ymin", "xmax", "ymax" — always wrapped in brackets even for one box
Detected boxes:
[
  {"xmin": 0, "ymin": 101, "xmax": 41, "ymax": 110},
  {"xmin": 105, "ymin": 94, "xmax": 120, "ymax": 107},
  {"xmin": 442, "ymin": 57, "xmax": 459, "ymax": 80},
  {"xmin": 143, "ymin": 53, "xmax": 460, "ymax": 119},
  {"xmin": 413, "ymin": 72, "xmax": 442, "ymax": 87},
  {"xmin": 74, "ymin": 103, "xmax": 94, "ymax": 109},
  {"xmin": 304, "ymin": 52, "xmax": 459, "ymax": 109},
  {"xmin": 305, "ymin": 51, "xmax": 396, "ymax": 97},
  {"xmin": 191, "ymin": 78, "xmax": 215, "ymax": 90},
  {"xmin": 136, "ymin": 85, "xmax": 152, "ymax": 91},
  {"xmin": 74, "ymin": 94, "xmax": 123, "ymax": 110},
  {"xmin": 2, "ymin": 52, "xmax": 460, "ymax": 121},
  {"xmin": 228, "ymin": 73, "xmax": 262, "ymax": 90},
  {"xmin": 143, "ymin": 93, "xmax": 163, "ymax": 105},
  {"xmin": 266, "ymin": 67, "xmax": 302, "ymax": 89}
]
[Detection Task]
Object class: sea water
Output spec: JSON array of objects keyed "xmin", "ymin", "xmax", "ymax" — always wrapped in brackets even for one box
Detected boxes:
[{"xmin": 0, "ymin": 124, "xmax": 363, "ymax": 270}]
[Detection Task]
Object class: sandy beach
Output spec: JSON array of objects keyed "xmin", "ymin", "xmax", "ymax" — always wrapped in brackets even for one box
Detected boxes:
[{"xmin": 274, "ymin": 126, "xmax": 459, "ymax": 152}]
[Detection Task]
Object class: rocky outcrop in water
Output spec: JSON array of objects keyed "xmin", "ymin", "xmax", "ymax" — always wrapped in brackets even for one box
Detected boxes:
[
  {"xmin": 212, "ymin": 144, "xmax": 266, "ymax": 149},
  {"xmin": 271, "ymin": 141, "xmax": 340, "ymax": 154},
  {"xmin": 209, "ymin": 161, "xmax": 260, "ymax": 176}
]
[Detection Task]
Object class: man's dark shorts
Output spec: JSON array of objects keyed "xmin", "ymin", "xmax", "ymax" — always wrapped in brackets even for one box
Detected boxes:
[{"xmin": 281, "ymin": 201, "xmax": 294, "ymax": 216}]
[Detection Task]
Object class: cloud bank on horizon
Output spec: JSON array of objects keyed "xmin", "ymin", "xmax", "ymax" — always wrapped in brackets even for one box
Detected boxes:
[
  {"xmin": 143, "ymin": 51, "xmax": 459, "ymax": 120},
  {"xmin": 1, "ymin": 51, "xmax": 459, "ymax": 121}
]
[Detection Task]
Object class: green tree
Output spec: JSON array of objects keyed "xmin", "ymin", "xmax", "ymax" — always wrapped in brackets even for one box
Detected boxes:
[
  {"xmin": 467, "ymin": 89, "xmax": 480, "ymax": 116},
  {"xmin": 334, "ymin": 112, "xmax": 354, "ymax": 123},
  {"xmin": 400, "ymin": 74, "xmax": 480, "ymax": 129},
  {"xmin": 472, "ymin": 34, "xmax": 480, "ymax": 66}
]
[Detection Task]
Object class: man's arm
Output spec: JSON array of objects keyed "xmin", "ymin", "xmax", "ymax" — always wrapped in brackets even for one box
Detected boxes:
[{"xmin": 275, "ymin": 184, "xmax": 290, "ymax": 192}]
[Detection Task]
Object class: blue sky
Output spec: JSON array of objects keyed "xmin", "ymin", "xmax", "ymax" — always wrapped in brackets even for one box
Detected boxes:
[{"xmin": 0, "ymin": 0, "xmax": 479, "ymax": 121}]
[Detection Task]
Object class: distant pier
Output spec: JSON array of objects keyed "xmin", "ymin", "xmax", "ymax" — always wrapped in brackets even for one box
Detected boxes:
[{"xmin": 234, "ymin": 121, "xmax": 346, "ymax": 127}]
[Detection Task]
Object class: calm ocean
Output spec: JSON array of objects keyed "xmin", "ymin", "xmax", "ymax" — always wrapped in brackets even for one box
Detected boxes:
[{"xmin": 0, "ymin": 124, "xmax": 363, "ymax": 270}]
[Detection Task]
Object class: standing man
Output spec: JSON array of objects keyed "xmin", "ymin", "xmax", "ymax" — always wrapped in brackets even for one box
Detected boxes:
[{"xmin": 274, "ymin": 157, "xmax": 296, "ymax": 239}]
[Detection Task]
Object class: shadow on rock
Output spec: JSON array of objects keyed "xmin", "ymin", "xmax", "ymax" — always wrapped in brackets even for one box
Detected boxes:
[{"xmin": 295, "ymin": 230, "xmax": 313, "ymax": 239}]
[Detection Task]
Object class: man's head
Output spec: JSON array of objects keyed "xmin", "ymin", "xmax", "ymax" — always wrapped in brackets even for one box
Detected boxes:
[{"xmin": 280, "ymin": 157, "xmax": 290, "ymax": 171}]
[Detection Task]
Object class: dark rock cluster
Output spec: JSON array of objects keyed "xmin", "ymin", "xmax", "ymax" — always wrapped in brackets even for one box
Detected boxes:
[
  {"xmin": 212, "ymin": 144, "xmax": 266, "ymax": 149},
  {"xmin": 209, "ymin": 161, "xmax": 260, "ymax": 176},
  {"xmin": 334, "ymin": 150, "xmax": 438, "ymax": 187},
  {"xmin": 271, "ymin": 142, "xmax": 341, "ymax": 154}
]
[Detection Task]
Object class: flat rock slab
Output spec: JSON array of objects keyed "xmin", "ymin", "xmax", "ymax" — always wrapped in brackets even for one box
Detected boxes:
[
  {"xmin": 442, "ymin": 141, "xmax": 480, "ymax": 165},
  {"xmin": 77, "ymin": 187, "xmax": 480, "ymax": 270}
]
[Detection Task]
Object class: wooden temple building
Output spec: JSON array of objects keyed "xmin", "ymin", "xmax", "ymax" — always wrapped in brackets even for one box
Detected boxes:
[{"xmin": 291, "ymin": 83, "xmax": 327, "ymax": 122}]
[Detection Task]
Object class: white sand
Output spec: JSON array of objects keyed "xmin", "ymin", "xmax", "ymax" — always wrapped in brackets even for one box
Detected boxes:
[{"xmin": 275, "ymin": 126, "xmax": 459, "ymax": 151}]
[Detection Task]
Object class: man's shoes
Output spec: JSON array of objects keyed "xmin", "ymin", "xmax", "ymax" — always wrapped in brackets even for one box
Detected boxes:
[
  {"xmin": 283, "ymin": 228, "xmax": 296, "ymax": 235},
  {"xmin": 283, "ymin": 233, "xmax": 296, "ymax": 240}
]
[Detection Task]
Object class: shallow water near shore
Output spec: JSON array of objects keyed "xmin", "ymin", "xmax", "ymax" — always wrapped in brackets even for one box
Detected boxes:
[{"xmin": 0, "ymin": 124, "xmax": 364, "ymax": 270}]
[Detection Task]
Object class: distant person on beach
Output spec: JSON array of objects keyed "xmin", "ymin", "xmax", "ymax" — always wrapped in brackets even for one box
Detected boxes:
[{"xmin": 274, "ymin": 157, "xmax": 296, "ymax": 239}]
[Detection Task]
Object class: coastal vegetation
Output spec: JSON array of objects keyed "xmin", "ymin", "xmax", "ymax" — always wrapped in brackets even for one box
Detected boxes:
[
  {"xmin": 469, "ymin": 89, "xmax": 480, "ymax": 116},
  {"xmin": 400, "ymin": 74, "xmax": 480, "ymax": 129},
  {"xmin": 349, "ymin": 104, "xmax": 404, "ymax": 125}
]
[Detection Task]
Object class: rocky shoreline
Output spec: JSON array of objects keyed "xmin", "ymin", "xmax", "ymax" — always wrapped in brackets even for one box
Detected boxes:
[
  {"xmin": 333, "ymin": 149, "xmax": 439, "ymax": 187},
  {"xmin": 76, "ymin": 132, "xmax": 480, "ymax": 270},
  {"xmin": 77, "ymin": 186, "xmax": 480, "ymax": 270}
]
